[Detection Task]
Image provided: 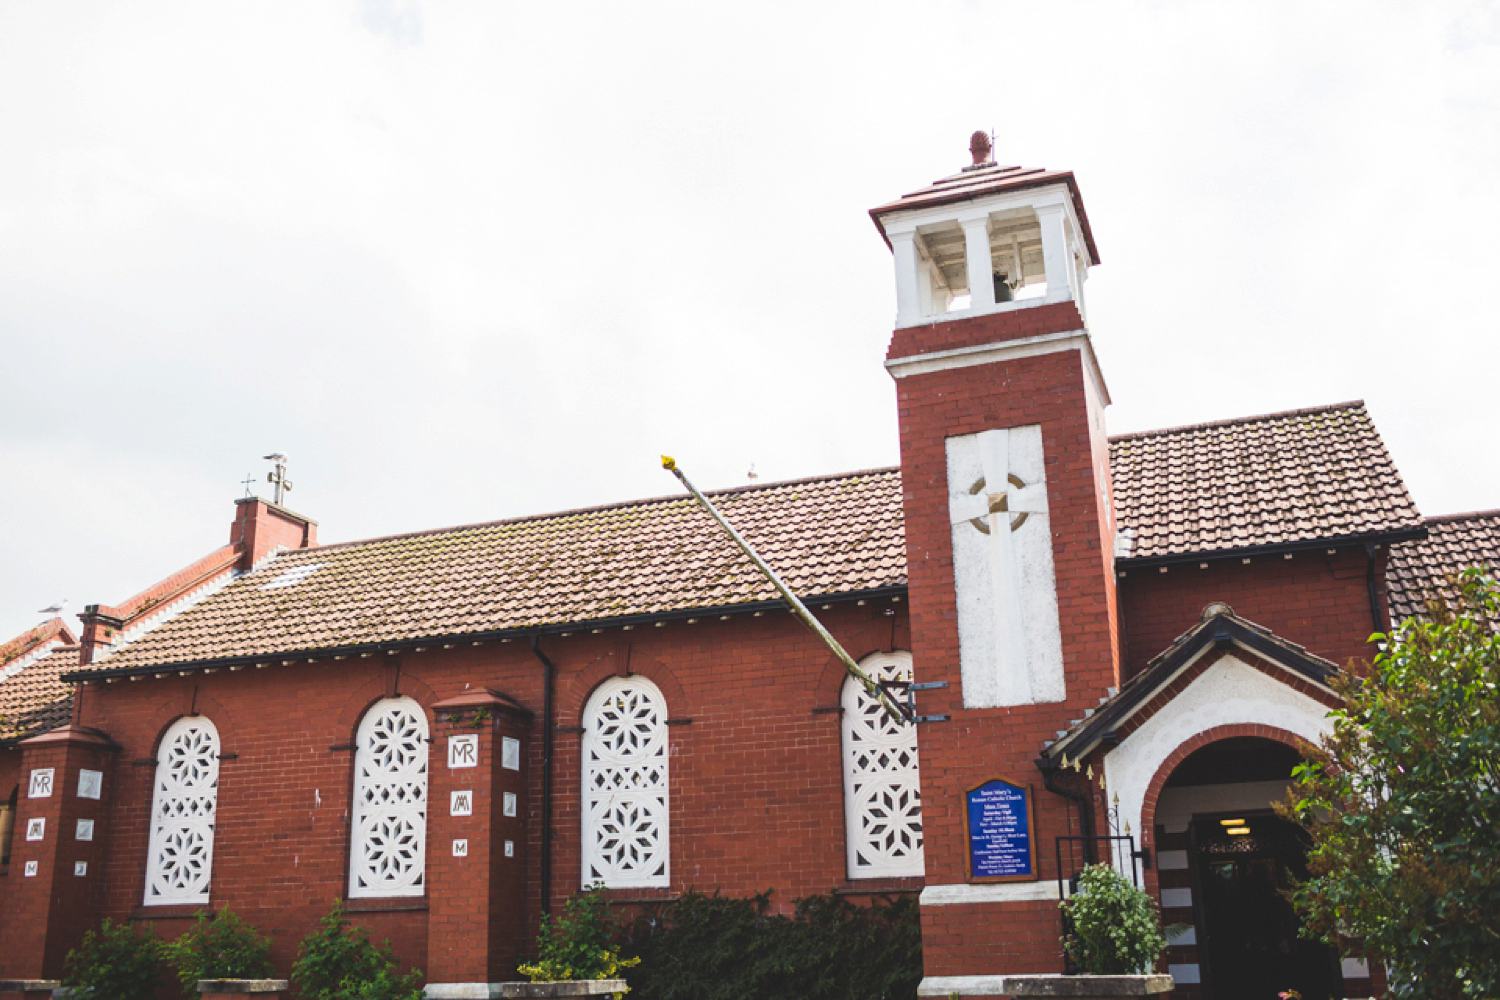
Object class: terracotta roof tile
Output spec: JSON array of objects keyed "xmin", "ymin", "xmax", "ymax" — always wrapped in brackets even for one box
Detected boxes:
[
  {"xmin": 0, "ymin": 646, "xmax": 76, "ymax": 742},
  {"xmin": 1387, "ymin": 510, "xmax": 1500, "ymax": 621},
  {"xmin": 64, "ymin": 402, "xmax": 1427, "ymax": 675},
  {"xmin": 75, "ymin": 469, "xmax": 907, "ymax": 674},
  {"xmin": 1110, "ymin": 401, "xmax": 1422, "ymax": 562}
]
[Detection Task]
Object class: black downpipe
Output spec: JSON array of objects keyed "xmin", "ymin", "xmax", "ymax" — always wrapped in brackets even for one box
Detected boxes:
[
  {"xmin": 530, "ymin": 634, "xmax": 557, "ymax": 919},
  {"xmin": 1040, "ymin": 762, "xmax": 1096, "ymax": 864},
  {"xmin": 1364, "ymin": 542, "xmax": 1385, "ymax": 635}
]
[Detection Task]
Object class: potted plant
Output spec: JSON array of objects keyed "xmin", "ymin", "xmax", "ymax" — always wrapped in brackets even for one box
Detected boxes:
[{"xmin": 1002, "ymin": 865, "xmax": 1173, "ymax": 1000}]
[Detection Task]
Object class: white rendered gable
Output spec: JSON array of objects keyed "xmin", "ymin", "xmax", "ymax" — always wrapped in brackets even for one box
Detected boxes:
[
  {"xmin": 946, "ymin": 425, "xmax": 1065, "ymax": 707},
  {"xmin": 1103, "ymin": 650, "xmax": 1334, "ymax": 846}
]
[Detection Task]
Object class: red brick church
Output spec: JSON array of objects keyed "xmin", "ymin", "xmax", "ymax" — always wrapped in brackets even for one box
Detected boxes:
[{"xmin": 3, "ymin": 135, "xmax": 1496, "ymax": 1000}]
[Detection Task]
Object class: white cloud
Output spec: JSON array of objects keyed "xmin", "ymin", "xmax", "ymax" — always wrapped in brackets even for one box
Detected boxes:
[{"xmin": 1, "ymin": 0, "xmax": 1497, "ymax": 641}]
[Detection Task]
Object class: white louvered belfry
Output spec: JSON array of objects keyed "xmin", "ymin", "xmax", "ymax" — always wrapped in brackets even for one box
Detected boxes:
[
  {"xmin": 349, "ymin": 697, "xmax": 429, "ymax": 898},
  {"xmin": 582, "ymin": 676, "xmax": 669, "ymax": 888},
  {"xmin": 144, "ymin": 716, "xmax": 220, "ymax": 905},
  {"xmin": 843, "ymin": 651, "xmax": 926, "ymax": 878}
]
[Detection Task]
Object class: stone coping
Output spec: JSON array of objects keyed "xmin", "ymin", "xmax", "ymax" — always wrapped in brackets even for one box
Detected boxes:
[
  {"xmin": 197, "ymin": 981, "xmax": 290, "ymax": 994},
  {"xmin": 1001, "ymin": 974, "xmax": 1175, "ymax": 997},
  {"xmin": 0, "ymin": 983, "xmax": 62, "ymax": 992},
  {"xmin": 425, "ymin": 982, "xmax": 628, "ymax": 999}
]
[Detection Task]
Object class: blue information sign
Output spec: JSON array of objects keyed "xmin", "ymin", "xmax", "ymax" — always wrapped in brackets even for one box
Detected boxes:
[{"xmin": 965, "ymin": 778, "xmax": 1035, "ymax": 880}]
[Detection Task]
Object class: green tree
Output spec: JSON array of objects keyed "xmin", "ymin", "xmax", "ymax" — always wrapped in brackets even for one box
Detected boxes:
[{"xmin": 1285, "ymin": 569, "xmax": 1500, "ymax": 1000}]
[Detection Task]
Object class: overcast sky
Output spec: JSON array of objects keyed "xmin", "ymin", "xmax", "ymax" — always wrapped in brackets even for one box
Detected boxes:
[{"xmin": 2, "ymin": 1, "xmax": 1498, "ymax": 643}]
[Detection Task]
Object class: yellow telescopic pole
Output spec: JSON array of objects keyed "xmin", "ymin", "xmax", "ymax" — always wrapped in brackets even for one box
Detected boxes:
[{"xmin": 661, "ymin": 455, "xmax": 909, "ymax": 725}]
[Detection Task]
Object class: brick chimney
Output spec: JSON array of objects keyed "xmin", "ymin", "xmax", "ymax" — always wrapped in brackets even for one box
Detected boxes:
[{"xmin": 230, "ymin": 498, "xmax": 318, "ymax": 571}]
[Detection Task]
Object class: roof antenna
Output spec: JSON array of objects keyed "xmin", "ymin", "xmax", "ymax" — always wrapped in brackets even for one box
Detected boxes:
[
  {"xmin": 264, "ymin": 453, "xmax": 292, "ymax": 506},
  {"xmin": 240, "ymin": 474, "xmax": 258, "ymax": 498}
]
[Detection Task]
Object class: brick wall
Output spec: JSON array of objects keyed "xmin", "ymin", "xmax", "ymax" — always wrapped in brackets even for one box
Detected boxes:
[
  {"xmin": 58, "ymin": 598, "xmax": 908, "ymax": 990},
  {"xmin": 1118, "ymin": 546, "xmax": 1388, "ymax": 680}
]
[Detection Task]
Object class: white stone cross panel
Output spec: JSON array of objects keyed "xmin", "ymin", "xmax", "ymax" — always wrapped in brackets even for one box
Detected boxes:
[{"xmin": 946, "ymin": 425, "xmax": 1067, "ymax": 708}]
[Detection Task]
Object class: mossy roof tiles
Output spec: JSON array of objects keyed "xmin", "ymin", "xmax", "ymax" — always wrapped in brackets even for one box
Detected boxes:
[
  {"xmin": 1110, "ymin": 400, "xmax": 1422, "ymax": 562},
  {"xmin": 1387, "ymin": 510, "xmax": 1500, "ymax": 622}
]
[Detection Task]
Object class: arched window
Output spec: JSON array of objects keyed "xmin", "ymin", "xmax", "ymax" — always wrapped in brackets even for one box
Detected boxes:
[
  {"xmin": 582, "ymin": 675, "xmax": 669, "ymax": 888},
  {"xmin": 144, "ymin": 715, "xmax": 220, "ymax": 905},
  {"xmin": 842, "ymin": 651, "xmax": 925, "ymax": 879},
  {"xmin": 349, "ymin": 696, "xmax": 429, "ymax": 898}
]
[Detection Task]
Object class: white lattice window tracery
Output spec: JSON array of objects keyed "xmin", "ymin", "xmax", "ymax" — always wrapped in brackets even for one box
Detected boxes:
[
  {"xmin": 349, "ymin": 697, "xmax": 429, "ymax": 898},
  {"xmin": 843, "ymin": 651, "xmax": 925, "ymax": 879},
  {"xmin": 144, "ymin": 716, "xmax": 220, "ymax": 905},
  {"xmin": 582, "ymin": 676, "xmax": 669, "ymax": 888}
]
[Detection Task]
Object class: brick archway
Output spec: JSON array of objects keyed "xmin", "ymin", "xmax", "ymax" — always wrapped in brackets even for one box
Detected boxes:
[{"xmin": 1140, "ymin": 723, "xmax": 1311, "ymax": 843}]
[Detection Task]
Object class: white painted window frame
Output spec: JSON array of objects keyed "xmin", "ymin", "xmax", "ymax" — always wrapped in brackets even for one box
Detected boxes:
[
  {"xmin": 582, "ymin": 675, "xmax": 670, "ymax": 889},
  {"xmin": 143, "ymin": 715, "xmax": 220, "ymax": 905},
  {"xmin": 348, "ymin": 696, "xmax": 430, "ymax": 899},
  {"xmin": 842, "ymin": 651, "xmax": 926, "ymax": 879}
]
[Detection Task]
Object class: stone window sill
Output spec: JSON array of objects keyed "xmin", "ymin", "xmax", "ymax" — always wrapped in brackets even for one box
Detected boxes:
[
  {"xmin": 834, "ymin": 876, "xmax": 924, "ymax": 895},
  {"xmin": 132, "ymin": 903, "xmax": 212, "ymax": 920},
  {"xmin": 344, "ymin": 897, "xmax": 429, "ymax": 913}
]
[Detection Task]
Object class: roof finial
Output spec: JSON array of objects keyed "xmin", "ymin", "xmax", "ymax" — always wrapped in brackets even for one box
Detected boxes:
[{"xmin": 969, "ymin": 130, "xmax": 993, "ymax": 167}]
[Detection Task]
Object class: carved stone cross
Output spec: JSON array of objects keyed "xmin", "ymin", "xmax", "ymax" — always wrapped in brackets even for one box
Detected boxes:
[{"xmin": 948, "ymin": 425, "xmax": 1056, "ymax": 707}]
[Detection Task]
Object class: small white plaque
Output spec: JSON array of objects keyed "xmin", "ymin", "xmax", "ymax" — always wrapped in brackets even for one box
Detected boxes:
[
  {"xmin": 501, "ymin": 736, "xmax": 520, "ymax": 770},
  {"xmin": 74, "ymin": 861, "xmax": 88, "ymax": 877},
  {"xmin": 452, "ymin": 838, "xmax": 469, "ymax": 857},
  {"xmin": 448, "ymin": 734, "xmax": 479, "ymax": 768},
  {"xmin": 76, "ymin": 818, "xmax": 96, "ymax": 842},
  {"xmin": 24, "ymin": 861, "xmax": 38, "ymax": 877},
  {"xmin": 25, "ymin": 817, "xmax": 45, "ymax": 841},
  {"xmin": 29, "ymin": 768, "xmax": 55, "ymax": 798},
  {"xmin": 504, "ymin": 839, "xmax": 514, "ymax": 858},
  {"xmin": 78, "ymin": 769, "xmax": 103, "ymax": 800},
  {"xmin": 503, "ymin": 791, "xmax": 517, "ymax": 818},
  {"xmin": 451, "ymin": 790, "xmax": 473, "ymax": 816}
]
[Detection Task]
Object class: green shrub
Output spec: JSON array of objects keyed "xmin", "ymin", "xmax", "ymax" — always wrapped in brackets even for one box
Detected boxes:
[
  {"xmin": 292, "ymin": 900, "xmax": 423, "ymax": 1000},
  {"xmin": 167, "ymin": 906, "xmax": 275, "ymax": 992},
  {"xmin": 622, "ymin": 889, "xmax": 922, "ymax": 1000},
  {"xmin": 63, "ymin": 918, "xmax": 165, "ymax": 1000},
  {"xmin": 519, "ymin": 884, "xmax": 640, "ymax": 983},
  {"xmin": 1060, "ymin": 864, "xmax": 1167, "ymax": 975}
]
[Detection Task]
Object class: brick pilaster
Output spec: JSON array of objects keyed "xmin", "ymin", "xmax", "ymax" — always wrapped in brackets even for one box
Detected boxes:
[
  {"xmin": 1, "ymin": 726, "xmax": 118, "ymax": 980},
  {"xmin": 426, "ymin": 689, "xmax": 533, "ymax": 985}
]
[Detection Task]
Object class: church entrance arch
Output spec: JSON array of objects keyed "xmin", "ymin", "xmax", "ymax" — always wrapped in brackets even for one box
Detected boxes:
[{"xmin": 1148, "ymin": 736, "xmax": 1341, "ymax": 1000}]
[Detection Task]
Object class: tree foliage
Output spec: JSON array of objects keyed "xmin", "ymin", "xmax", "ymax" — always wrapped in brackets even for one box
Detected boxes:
[
  {"xmin": 1059, "ymin": 864, "xmax": 1168, "ymax": 975},
  {"xmin": 1285, "ymin": 569, "xmax": 1500, "ymax": 1000}
]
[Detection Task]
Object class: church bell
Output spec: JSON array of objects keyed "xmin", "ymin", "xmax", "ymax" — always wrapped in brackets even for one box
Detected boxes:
[{"xmin": 993, "ymin": 272, "xmax": 1013, "ymax": 303}]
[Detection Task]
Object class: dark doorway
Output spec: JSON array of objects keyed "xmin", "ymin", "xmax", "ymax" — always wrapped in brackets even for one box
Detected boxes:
[{"xmin": 1190, "ymin": 811, "xmax": 1341, "ymax": 1000}]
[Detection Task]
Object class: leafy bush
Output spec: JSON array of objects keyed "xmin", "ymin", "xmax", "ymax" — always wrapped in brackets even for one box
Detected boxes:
[
  {"xmin": 167, "ymin": 906, "xmax": 275, "ymax": 992},
  {"xmin": 622, "ymin": 889, "xmax": 921, "ymax": 1000},
  {"xmin": 292, "ymin": 900, "xmax": 423, "ymax": 1000},
  {"xmin": 63, "ymin": 918, "xmax": 166, "ymax": 1000},
  {"xmin": 1060, "ymin": 864, "xmax": 1167, "ymax": 975},
  {"xmin": 519, "ymin": 884, "xmax": 640, "ymax": 983}
]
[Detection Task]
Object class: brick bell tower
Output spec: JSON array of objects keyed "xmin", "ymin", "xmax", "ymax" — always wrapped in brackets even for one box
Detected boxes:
[{"xmin": 874, "ymin": 133, "xmax": 1120, "ymax": 995}]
